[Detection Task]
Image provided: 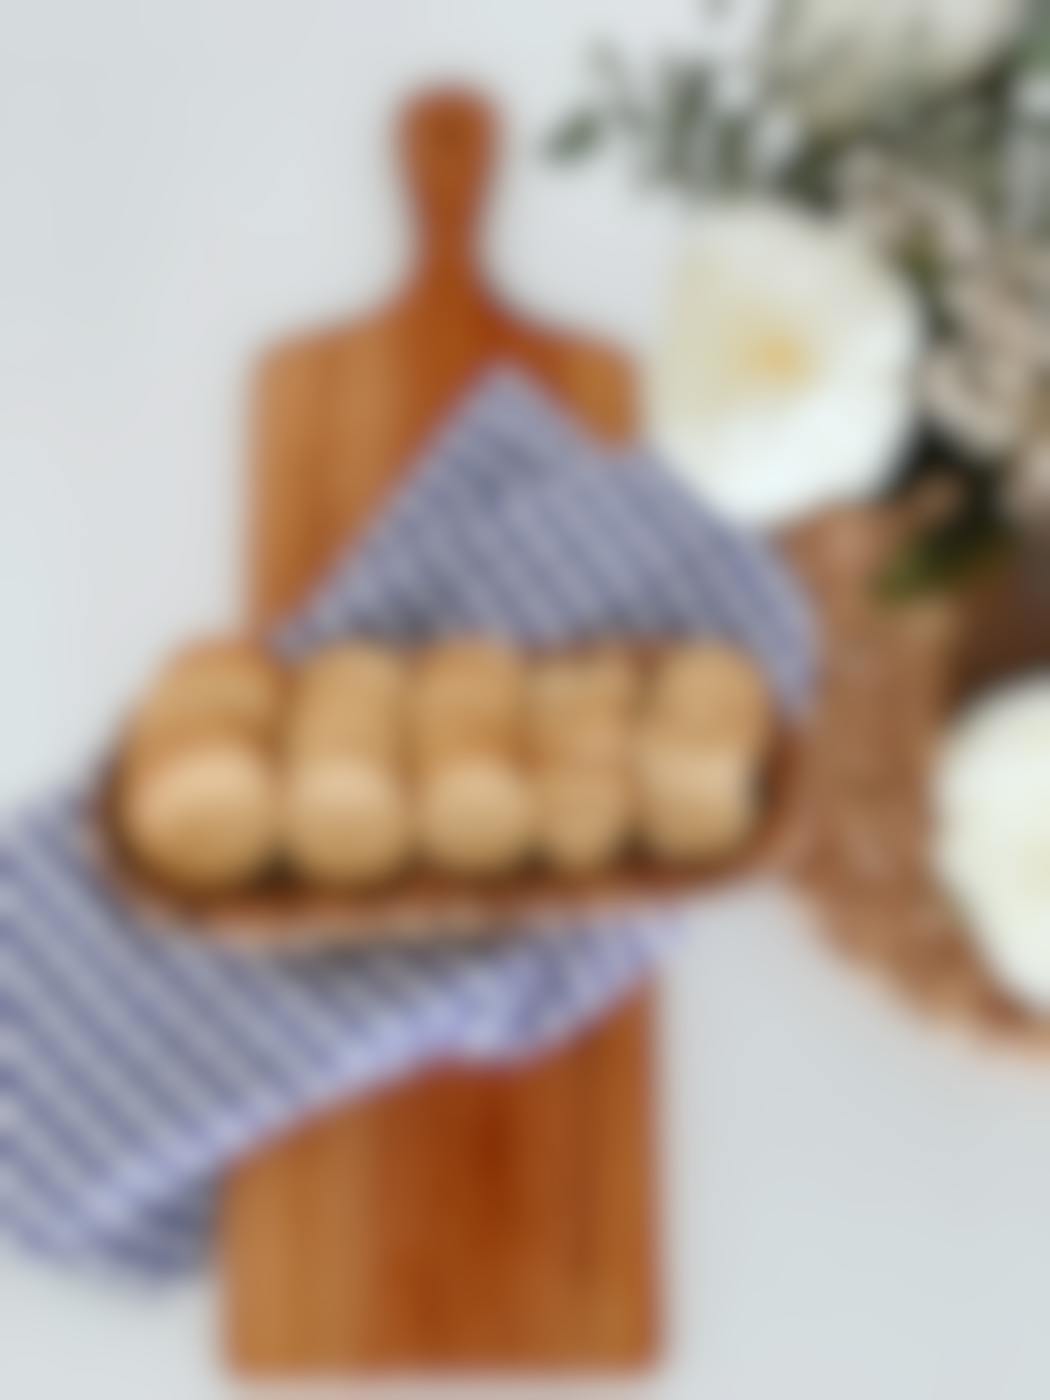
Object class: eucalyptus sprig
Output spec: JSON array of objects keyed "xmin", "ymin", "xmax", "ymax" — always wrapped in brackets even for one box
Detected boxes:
[
  {"xmin": 544, "ymin": 0, "xmax": 1039, "ymax": 213},
  {"xmin": 546, "ymin": 40, "xmax": 771, "ymax": 196}
]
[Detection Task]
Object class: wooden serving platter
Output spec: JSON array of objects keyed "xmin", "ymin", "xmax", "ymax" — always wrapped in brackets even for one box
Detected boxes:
[
  {"xmin": 222, "ymin": 88, "xmax": 662, "ymax": 1371},
  {"xmin": 92, "ymin": 683, "xmax": 798, "ymax": 952}
]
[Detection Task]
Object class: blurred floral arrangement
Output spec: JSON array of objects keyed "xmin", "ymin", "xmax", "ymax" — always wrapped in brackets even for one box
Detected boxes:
[{"xmin": 547, "ymin": 0, "xmax": 1050, "ymax": 595}]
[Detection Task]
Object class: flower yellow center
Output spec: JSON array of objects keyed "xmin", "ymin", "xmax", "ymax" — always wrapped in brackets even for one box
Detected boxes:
[{"xmin": 735, "ymin": 324, "xmax": 815, "ymax": 391}]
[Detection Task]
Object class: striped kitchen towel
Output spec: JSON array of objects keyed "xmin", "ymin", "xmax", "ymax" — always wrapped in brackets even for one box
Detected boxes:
[{"xmin": 0, "ymin": 369, "xmax": 815, "ymax": 1276}]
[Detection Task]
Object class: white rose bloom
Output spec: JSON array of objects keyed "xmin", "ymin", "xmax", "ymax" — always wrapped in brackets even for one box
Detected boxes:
[
  {"xmin": 934, "ymin": 679, "xmax": 1050, "ymax": 1011},
  {"xmin": 776, "ymin": 0, "xmax": 1024, "ymax": 131},
  {"xmin": 646, "ymin": 202, "xmax": 920, "ymax": 528},
  {"xmin": 917, "ymin": 0, "xmax": 1024, "ymax": 88}
]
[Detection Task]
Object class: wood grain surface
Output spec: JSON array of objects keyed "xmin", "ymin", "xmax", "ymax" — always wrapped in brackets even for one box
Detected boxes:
[
  {"xmin": 783, "ymin": 505, "xmax": 1050, "ymax": 1047},
  {"xmin": 222, "ymin": 88, "xmax": 660, "ymax": 1372}
]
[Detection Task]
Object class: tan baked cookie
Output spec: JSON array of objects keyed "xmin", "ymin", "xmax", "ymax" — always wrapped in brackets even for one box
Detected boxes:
[
  {"xmin": 283, "ymin": 756, "xmax": 411, "ymax": 887},
  {"xmin": 283, "ymin": 642, "xmax": 411, "ymax": 883},
  {"xmin": 295, "ymin": 642, "xmax": 407, "ymax": 708},
  {"xmin": 637, "ymin": 731, "xmax": 758, "ymax": 865},
  {"xmin": 649, "ymin": 642, "xmax": 773, "ymax": 758},
  {"xmin": 535, "ymin": 768, "xmax": 633, "ymax": 875},
  {"xmin": 131, "ymin": 639, "xmax": 286, "ymax": 745},
  {"xmin": 415, "ymin": 638, "xmax": 524, "ymax": 717},
  {"xmin": 530, "ymin": 646, "xmax": 638, "ymax": 724},
  {"xmin": 418, "ymin": 758, "xmax": 534, "ymax": 877},
  {"xmin": 120, "ymin": 729, "xmax": 279, "ymax": 892}
]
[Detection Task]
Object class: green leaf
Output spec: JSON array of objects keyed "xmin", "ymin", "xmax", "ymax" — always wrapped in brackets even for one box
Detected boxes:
[
  {"xmin": 651, "ymin": 59, "xmax": 713, "ymax": 193},
  {"xmin": 1022, "ymin": 31, "xmax": 1050, "ymax": 72},
  {"xmin": 544, "ymin": 109, "xmax": 606, "ymax": 161},
  {"xmin": 875, "ymin": 518, "xmax": 1014, "ymax": 603},
  {"xmin": 586, "ymin": 41, "xmax": 648, "ymax": 136},
  {"xmin": 1020, "ymin": 0, "xmax": 1050, "ymax": 70}
]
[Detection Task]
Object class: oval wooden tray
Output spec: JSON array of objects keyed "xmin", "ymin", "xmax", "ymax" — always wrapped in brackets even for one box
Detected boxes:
[{"xmin": 86, "ymin": 728, "xmax": 802, "ymax": 952}]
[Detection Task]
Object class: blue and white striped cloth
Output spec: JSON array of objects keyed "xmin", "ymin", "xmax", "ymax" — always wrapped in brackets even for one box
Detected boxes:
[{"xmin": 0, "ymin": 370, "xmax": 815, "ymax": 1276}]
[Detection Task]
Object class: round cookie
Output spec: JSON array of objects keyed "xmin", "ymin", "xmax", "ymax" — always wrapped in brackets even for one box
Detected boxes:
[
  {"xmin": 415, "ymin": 638, "xmax": 524, "ymax": 717},
  {"xmin": 530, "ymin": 647, "xmax": 638, "ymax": 724},
  {"xmin": 283, "ymin": 756, "xmax": 411, "ymax": 887},
  {"xmin": 642, "ymin": 786, "xmax": 755, "ymax": 864},
  {"xmin": 535, "ymin": 768, "xmax": 633, "ymax": 875},
  {"xmin": 650, "ymin": 642, "xmax": 773, "ymax": 759},
  {"xmin": 296, "ymin": 643, "xmax": 407, "ymax": 708},
  {"xmin": 120, "ymin": 730, "xmax": 279, "ymax": 893},
  {"xmin": 418, "ymin": 758, "xmax": 534, "ymax": 878},
  {"xmin": 133, "ymin": 640, "xmax": 286, "ymax": 744},
  {"xmin": 286, "ymin": 674, "xmax": 403, "ymax": 760},
  {"xmin": 637, "ymin": 732, "xmax": 759, "ymax": 865},
  {"xmin": 531, "ymin": 710, "xmax": 631, "ymax": 771}
]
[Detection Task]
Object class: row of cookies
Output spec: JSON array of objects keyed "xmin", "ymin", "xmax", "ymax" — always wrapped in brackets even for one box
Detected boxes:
[{"xmin": 117, "ymin": 637, "xmax": 775, "ymax": 893}]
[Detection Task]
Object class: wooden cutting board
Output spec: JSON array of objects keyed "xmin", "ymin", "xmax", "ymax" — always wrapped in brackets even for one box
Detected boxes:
[{"xmin": 223, "ymin": 88, "xmax": 659, "ymax": 1373}]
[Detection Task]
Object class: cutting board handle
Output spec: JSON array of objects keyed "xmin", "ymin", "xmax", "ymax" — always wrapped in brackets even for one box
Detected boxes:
[{"xmin": 400, "ymin": 87, "xmax": 496, "ymax": 277}]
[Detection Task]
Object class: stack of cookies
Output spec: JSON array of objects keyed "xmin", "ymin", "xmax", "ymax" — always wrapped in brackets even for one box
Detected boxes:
[
  {"xmin": 530, "ymin": 648, "xmax": 637, "ymax": 874},
  {"xmin": 638, "ymin": 645, "xmax": 774, "ymax": 864},
  {"xmin": 118, "ymin": 643, "xmax": 285, "ymax": 892},
  {"xmin": 116, "ymin": 635, "xmax": 776, "ymax": 896},
  {"xmin": 284, "ymin": 646, "xmax": 412, "ymax": 886},
  {"xmin": 414, "ymin": 641, "xmax": 534, "ymax": 877}
]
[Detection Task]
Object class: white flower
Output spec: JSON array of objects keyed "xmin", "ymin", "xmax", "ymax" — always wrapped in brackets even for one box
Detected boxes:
[
  {"xmin": 645, "ymin": 201, "xmax": 919, "ymax": 528},
  {"xmin": 776, "ymin": 0, "xmax": 1024, "ymax": 133},
  {"xmin": 934, "ymin": 679, "xmax": 1050, "ymax": 1011},
  {"xmin": 915, "ymin": 0, "xmax": 1025, "ymax": 88}
]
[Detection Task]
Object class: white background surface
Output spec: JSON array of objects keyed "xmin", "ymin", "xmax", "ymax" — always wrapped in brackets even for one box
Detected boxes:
[{"xmin": 5, "ymin": 2, "xmax": 1050, "ymax": 1397}]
